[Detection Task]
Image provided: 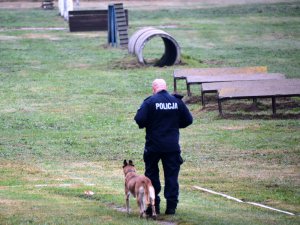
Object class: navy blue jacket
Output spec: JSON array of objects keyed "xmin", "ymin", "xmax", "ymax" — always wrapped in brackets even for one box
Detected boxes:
[{"xmin": 134, "ymin": 90, "xmax": 193, "ymax": 153}]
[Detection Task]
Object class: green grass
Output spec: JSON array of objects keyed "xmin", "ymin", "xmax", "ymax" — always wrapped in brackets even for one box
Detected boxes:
[{"xmin": 0, "ymin": 1, "xmax": 300, "ymax": 225}]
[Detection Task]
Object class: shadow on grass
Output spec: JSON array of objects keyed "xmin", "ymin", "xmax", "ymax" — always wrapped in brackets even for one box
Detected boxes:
[
  {"xmin": 195, "ymin": 97, "xmax": 300, "ymax": 120},
  {"xmin": 219, "ymin": 112, "xmax": 300, "ymax": 120}
]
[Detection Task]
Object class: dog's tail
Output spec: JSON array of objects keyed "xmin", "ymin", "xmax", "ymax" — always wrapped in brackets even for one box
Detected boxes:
[{"xmin": 143, "ymin": 180, "xmax": 155, "ymax": 207}]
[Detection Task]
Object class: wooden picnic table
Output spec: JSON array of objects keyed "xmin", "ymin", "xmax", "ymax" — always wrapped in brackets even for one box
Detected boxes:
[
  {"xmin": 186, "ymin": 73, "xmax": 285, "ymax": 96},
  {"xmin": 201, "ymin": 78, "xmax": 288, "ymax": 106},
  {"xmin": 217, "ymin": 79, "xmax": 300, "ymax": 116},
  {"xmin": 173, "ymin": 66, "xmax": 267, "ymax": 93}
]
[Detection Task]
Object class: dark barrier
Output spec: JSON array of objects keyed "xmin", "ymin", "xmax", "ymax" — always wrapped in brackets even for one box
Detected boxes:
[{"xmin": 68, "ymin": 10, "xmax": 128, "ymax": 32}]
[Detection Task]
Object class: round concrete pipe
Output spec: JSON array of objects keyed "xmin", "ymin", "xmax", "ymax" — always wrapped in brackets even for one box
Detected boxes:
[
  {"xmin": 128, "ymin": 27, "xmax": 156, "ymax": 54},
  {"xmin": 128, "ymin": 27, "xmax": 181, "ymax": 67}
]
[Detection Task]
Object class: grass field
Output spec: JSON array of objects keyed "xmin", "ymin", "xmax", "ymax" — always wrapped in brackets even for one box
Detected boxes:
[{"xmin": 0, "ymin": 1, "xmax": 299, "ymax": 224}]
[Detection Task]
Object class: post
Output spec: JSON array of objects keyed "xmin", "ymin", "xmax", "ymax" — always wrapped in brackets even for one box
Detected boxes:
[
  {"xmin": 108, "ymin": 5, "xmax": 117, "ymax": 47},
  {"xmin": 252, "ymin": 97, "xmax": 257, "ymax": 104},
  {"xmin": 63, "ymin": 0, "xmax": 73, "ymax": 21},
  {"xmin": 186, "ymin": 82, "xmax": 191, "ymax": 96},
  {"xmin": 173, "ymin": 77, "xmax": 177, "ymax": 93},
  {"xmin": 59, "ymin": 0, "xmax": 64, "ymax": 16},
  {"xmin": 201, "ymin": 92, "xmax": 205, "ymax": 107},
  {"xmin": 218, "ymin": 99, "xmax": 224, "ymax": 117},
  {"xmin": 272, "ymin": 97, "xmax": 276, "ymax": 115},
  {"xmin": 75, "ymin": 0, "xmax": 80, "ymax": 8}
]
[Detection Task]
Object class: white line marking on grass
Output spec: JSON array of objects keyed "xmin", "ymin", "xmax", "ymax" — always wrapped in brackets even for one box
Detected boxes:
[
  {"xmin": 193, "ymin": 186, "xmax": 243, "ymax": 202},
  {"xmin": 193, "ymin": 186, "xmax": 295, "ymax": 216},
  {"xmin": 34, "ymin": 183, "xmax": 95, "ymax": 188},
  {"xmin": 246, "ymin": 202, "xmax": 295, "ymax": 216}
]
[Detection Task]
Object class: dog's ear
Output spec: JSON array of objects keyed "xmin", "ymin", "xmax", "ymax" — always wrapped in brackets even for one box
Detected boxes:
[
  {"xmin": 129, "ymin": 160, "xmax": 134, "ymax": 166},
  {"xmin": 123, "ymin": 160, "xmax": 128, "ymax": 168}
]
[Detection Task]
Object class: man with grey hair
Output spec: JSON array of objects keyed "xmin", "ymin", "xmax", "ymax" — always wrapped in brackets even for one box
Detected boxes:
[{"xmin": 134, "ymin": 78, "xmax": 193, "ymax": 215}]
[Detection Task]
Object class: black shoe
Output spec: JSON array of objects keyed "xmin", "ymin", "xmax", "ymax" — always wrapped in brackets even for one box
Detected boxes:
[
  {"xmin": 145, "ymin": 206, "xmax": 152, "ymax": 217},
  {"xmin": 165, "ymin": 208, "xmax": 176, "ymax": 215},
  {"xmin": 146, "ymin": 205, "xmax": 160, "ymax": 214},
  {"xmin": 155, "ymin": 205, "xmax": 160, "ymax": 215},
  {"xmin": 145, "ymin": 206, "xmax": 159, "ymax": 219}
]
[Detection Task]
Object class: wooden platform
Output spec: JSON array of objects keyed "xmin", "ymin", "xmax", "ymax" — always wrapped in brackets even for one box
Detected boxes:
[
  {"xmin": 201, "ymin": 78, "xmax": 287, "ymax": 106},
  {"xmin": 186, "ymin": 73, "xmax": 285, "ymax": 97},
  {"xmin": 217, "ymin": 79, "xmax": 300, "ymax": 116},
  {"xmin": 173, "ymin": 66, "xmax": 267, "ymax": 94}
]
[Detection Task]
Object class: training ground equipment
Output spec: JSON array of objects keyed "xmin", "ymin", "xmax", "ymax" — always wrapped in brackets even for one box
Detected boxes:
[
  {"xmin": 217, "ymin": 78, "xmax": 300, "ymax": 116},
  {"xmin": 41, "ymin": 0, "xmax": 54, "ymax": 10},
  {"xmin": 108, "ymin": 3, "xmax": 129, "ymax": 47},
  {"xmin": 128, "ymin": 27, "xmax": 181, "ymax": 67},
  {"xmin": 173, "ymin": 66, "xmax": 268, "ymax": 95}
]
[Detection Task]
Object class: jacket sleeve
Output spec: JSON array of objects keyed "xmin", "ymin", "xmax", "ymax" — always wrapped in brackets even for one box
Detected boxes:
[
  {"xmin": 179, "ymin": 101, "xmax": 193, "ymax": 128},
  {"xmin": 134, "ymin": 101, "xmax": 149, "ymax": 129}
]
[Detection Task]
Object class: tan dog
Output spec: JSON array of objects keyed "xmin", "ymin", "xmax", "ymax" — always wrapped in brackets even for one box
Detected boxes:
[{"xmin": 123, "ymin": 160, "xmax": 157, "ymax": 219}]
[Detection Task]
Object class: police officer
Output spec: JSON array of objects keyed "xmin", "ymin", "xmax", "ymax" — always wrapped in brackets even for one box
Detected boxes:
[{"xmin": 134, "ymin": 78, "xmax": 193, "ymax": 215}]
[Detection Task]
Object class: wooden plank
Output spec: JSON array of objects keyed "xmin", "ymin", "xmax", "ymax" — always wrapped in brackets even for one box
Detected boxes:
[
  {"xmin": 186, "ymin": 73, "xmax": 285, "ymax": 84},
  {"xmin": 219, "ymin": 84, "xmax": 300, "ymax": 99},
  {"xmin": 186, "ymin": 73, "xmax": 284, "ymax": 96},
  {"xmin": 217, "ymin": 79, "xmax": 300, "ymax": 116},
  {"xmin": 173, "ymin": 66, "xmax": 268, "ymax": 93},
  {"xmin": 201, "ymin": 79, "xmax": 289, "ymax": 106},
  {"xmin": 174, "ymin": 66, "xmax": 268, "ymax": 78}
]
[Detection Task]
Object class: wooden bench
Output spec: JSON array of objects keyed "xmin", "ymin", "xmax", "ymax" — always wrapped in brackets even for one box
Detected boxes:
[
  {"xmin": 201, "ymin": 77, "xmax": 286, "ymax": 106},
  {"xmin": 217, "ymin": 79, "xmax": 300, "ymax": 116},
  {"xmin": 186, "ymin": 73, "xmax": 285, "ymax": 97},
  {"xmin": 173, "ymin": 66, "xmax": 267, "ymax": 94}
]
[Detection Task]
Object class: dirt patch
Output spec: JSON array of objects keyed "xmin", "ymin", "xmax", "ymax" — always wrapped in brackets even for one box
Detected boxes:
[
  {"xmin": 0, "ymin": 32, "xmax": 61, "ymax": 40},
  {"xmin": 108, "ymin": 55, "xmax": 145, "ymax": 70},
  {"xmin": 220, "ymin": 124, "xmax": 261, "ymax": 131},
  {"xmin": 108, "ymin": 203, "xmax": 177, "ymax": 225},
  {"xmin": 23, "ymin": 33, "xmax": 61, "ymax": 40},
  {"xmin": 0, "ymin": 199, "xmax": 24, "ymax": 206},
  {"xmin": 232, "ymin": 162, "xmax": 300, "ymax": 186},
  {"xmin": 0, "ymin": 35, "xmax": 19, "ymax": 40},
  {"xmin": 183, "ymin": 96, "xmax": 202, "ymax": 104},
  {"xmin": 203, "ymin": 59, "xmax": 225, "ymax": 66},
  {"xmin": 0, "ymin": 160, "xmax": 42, "ymax": 175},
  {"xmin": 0, "ymin": 27, "xmax": 66, "ymax": 32},
  {"xmin": 195, "ymin": 97, "xmax": 300, "ymax": 119}
]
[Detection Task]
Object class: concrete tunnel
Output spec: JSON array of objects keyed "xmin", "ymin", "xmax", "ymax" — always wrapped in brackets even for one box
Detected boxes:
[{"xmin": 128, "ymin": 27, "xmax": 181, "ymax": 67}]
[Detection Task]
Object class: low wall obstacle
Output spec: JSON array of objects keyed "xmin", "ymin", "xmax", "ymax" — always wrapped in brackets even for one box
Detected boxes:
[{"xmin": 68, "ymin": 8, "xmax": 128, "ymax": 33}]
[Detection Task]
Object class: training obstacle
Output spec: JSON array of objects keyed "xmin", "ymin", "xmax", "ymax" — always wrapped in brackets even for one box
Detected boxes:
[
  {"xmin": 128, "ymin": 27, "xmax": 181, "ymax": 66},
  {"xmin": 41, "ymin": 0, "xmax": 54, "ymax": 10},
  {"xmin": 217, "ymin": 79, "xmax": 300, "ymax": 116},
  {"xmin": 68, "ymin": 9, "xmax": 128, "ymax": 32},
  {"xmin": 173, "ymin": 66, "xmax": 268, "ymax": 94}
]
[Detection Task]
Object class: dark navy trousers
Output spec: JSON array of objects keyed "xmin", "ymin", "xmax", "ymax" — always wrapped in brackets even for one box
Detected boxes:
[{"xmin": 143, "ymin": 150, "xmax": 183, "ymax": 209}]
